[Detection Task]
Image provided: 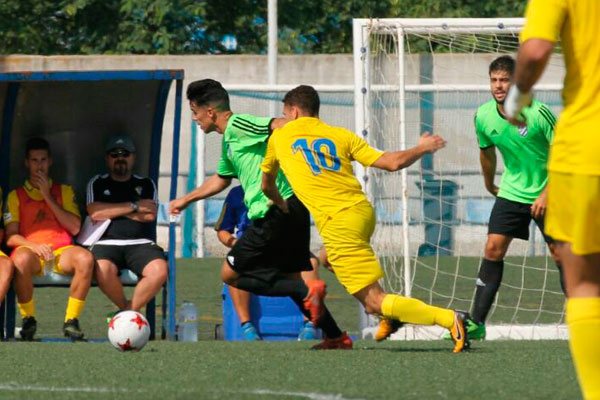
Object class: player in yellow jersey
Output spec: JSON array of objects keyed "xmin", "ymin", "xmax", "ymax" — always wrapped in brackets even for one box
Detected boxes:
[
  {"xmin": 504, "ymin": 1, "xmax": 600, "ymax": 398},
  {"xmin": 261, "ymin": 85, "xmax": 469, "ymax": 353},
  {"xmin": 0, "ymin": 186, "xmax": 16, "ymax": 305}
]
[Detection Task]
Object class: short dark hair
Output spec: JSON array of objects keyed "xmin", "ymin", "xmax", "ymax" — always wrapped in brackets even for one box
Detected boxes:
[
  {"xmin": 25, "ymin": 137, "xmax": 50, "ymax": 158},
  {"xmin": 489, "ymin": 55, "xmax": 515, "ymax": 76},
  {"xmin": 282, "ymin": 85, "xmax": 320, "ymax": 117},
  {"xmin": 186, "ymin": 79, "xmax": 230, "ymax": 111}
]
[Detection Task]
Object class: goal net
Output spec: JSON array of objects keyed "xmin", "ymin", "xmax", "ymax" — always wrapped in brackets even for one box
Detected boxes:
[{"xmin": 353, "ymin": 18, "xmax": 567, "ymax": 340}]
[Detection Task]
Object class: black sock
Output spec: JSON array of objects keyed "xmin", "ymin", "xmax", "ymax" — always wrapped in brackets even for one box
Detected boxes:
[
  {"xmin": 289, "ymin": 296, "xmax": 343, "ymax": 339},
  {"xmin": 471, "ymin": 259, "xmax": 504, "ymax": 325},
  {"xmin": 555, "ymin": 261, "xmax": 567, "ymax": 296},
  {"xmin": 236, "ymin": 276, "xmax": 308, "ymax": 299}
]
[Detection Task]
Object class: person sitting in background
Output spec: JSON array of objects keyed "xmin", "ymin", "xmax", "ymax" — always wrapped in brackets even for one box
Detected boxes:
[
  {"xmin": 0, "ymin": 186, "xmax": 15, "ymax": 307},
  {"xmin": 4, "ymin": 137, "xmax": 94, "ymax": 341},
  {"xmin": 216, "ymin": 184, "xmax": 320, "ymax": 341},
  {"xmin": 86, "ymin": 134, "xmax": 167, "ymax": 317}
]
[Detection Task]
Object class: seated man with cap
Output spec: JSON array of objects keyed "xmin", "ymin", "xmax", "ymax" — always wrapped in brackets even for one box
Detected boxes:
[{"xmin": 86, "ymin": 134, "xmax": 167, "ymax": 316}]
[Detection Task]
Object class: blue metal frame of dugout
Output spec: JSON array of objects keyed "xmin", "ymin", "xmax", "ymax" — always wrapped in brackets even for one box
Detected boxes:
[{"xmin": 0, "ymin": 70, "xmax": 183, "ymax": 341}]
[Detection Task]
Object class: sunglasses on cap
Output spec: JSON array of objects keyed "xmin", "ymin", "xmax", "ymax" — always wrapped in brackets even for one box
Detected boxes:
[{"xmin": 108, "ymin": 150, "xmax": 132, "ymax": 159}]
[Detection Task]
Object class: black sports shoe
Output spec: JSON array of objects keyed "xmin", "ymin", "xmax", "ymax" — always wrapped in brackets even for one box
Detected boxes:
[
  {"xmin": 63, "ymin": 318, "xmax": 85, "ymax": 341},
  {"xmin": 20, "ymin": 317, "xmax": 37, "ymax": 341}
]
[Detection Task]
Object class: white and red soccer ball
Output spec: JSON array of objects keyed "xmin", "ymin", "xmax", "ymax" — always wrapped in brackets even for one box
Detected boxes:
[{"xmin": 107, "ymin": 311, "xmax": 151, "ymax": 352}]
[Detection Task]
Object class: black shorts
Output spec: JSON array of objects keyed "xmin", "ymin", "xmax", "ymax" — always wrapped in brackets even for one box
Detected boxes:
[
  {"xmin": 227, "ymin": 195, "xmax": 312, "ymax": 283},
  {"xmin": 488, "ymin": 196, "xmax": 553, "ymax": 243},
  {"xmin": 91, "ymin": 243, "xmax": 166, "ymax": 277}
]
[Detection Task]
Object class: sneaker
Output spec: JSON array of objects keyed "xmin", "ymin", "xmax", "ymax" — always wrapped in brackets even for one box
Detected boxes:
[
  {"xmin": 374, "ymin": 319, "xmax": 404, "ymax": 342},
  {"xmin": 449, "ymin": 311, "xmax": 470, "ymax": 354},
  {"xmin": 311, "ymin": 332, "xmax": 353, "ymax": 350},
  {"xmin": 443, "ymin": 318, "xmax": 486, "ymax": 341},
  {"xmin": 241, "ymin": 322, "xmax": 262, "ymax": 341},
  {"xmin": 298, "ymin": 321, "xmax": 318, "ymax": 341},
  {"xmin": 63, "ymin": 318, "xmax": 85, "ymax": 341},
  {"xmin": 20, "ymin": 317, "xmax": 37, "ymax": 341},
  {"xmin": 303, "ymin": 280, "xmax": 326, "ymax": 326}
]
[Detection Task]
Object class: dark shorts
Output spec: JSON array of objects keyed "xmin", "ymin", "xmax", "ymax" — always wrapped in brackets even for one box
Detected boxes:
[
  {"xmin": 488, "ymin": 196, "xmax": 553, "ymax": 243},
  {"xmin": 91, "ymin": 243, "xmax": 166, "ymax": 277},
  {"xmin": 227, "ymin": 195, "xmax": 312, "ymax": 283}
]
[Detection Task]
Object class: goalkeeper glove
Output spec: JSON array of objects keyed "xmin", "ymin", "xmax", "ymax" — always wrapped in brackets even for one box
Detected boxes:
[{"xmin": 504, "ymin": 85, "xmax": 533, "ymax": 121}]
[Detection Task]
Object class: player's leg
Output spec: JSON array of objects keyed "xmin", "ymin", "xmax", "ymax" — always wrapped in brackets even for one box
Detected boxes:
[
  {"xmin": 57, "ymin": 246, "xmax": 94, "ymax": 339},
  {"xmin": 546, "ymin": 172, "xmax": 600, "ymax": 400},
  {"xmin": 127, "ymin": 244, "xmax": 167, "ymax": 311},
  {"xmin": 470, "ymin": 233, "xmax": 512, "ymax": 331},
  {"xmin": 92, "ymin": 245, "xmax": 128, "ymax": 310},
  {"xmin": 228, "ymin": 285, "xmax": 261, "ymax": 340},
  {"xmin": 0, "ymin": 254, "xmax": 15, "ymax": 303},
  {"xmin": 11, "ymin": 247, "xmax": 41, "ymax": 340},
  {"xmin": 354, "ymin": 281, "xmax": 468, "ymax": 353},
  {"xmin": 533, "ymin": 216, "xmax": 567, "ymax": 296},
  {"xmin": 297, "ymin": 253, "xmax": 320, "ymax": 340}
]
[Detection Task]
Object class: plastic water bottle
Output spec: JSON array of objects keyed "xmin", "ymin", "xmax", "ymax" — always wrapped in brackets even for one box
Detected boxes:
[
  {"xmin": 178, "ymin": 302, "xmax": 198, "ymax": 342},
  {"xmin": 44, "ymin": 255, "xmax": 55, "ymax": 276}
]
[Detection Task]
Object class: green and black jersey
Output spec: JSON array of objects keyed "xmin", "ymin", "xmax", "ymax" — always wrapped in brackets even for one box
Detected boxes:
[{"xmin": 475, "ymin": 100, "xmax": 556, "ymax": 204}]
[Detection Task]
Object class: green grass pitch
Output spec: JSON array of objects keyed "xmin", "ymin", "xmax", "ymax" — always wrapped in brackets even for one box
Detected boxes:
[{"xmin": 0, "ymin": 258, "xmax": 579, "ymax": 399}]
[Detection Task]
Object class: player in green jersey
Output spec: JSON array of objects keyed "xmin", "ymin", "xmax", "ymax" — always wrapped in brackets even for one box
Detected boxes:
[
  {"xmin": 448, "ymin": 56, "xmax": 565, "ymax": 341},
  {"xmin": 170, "ymin": 79, "xmax": 350, "ymax": 349}
]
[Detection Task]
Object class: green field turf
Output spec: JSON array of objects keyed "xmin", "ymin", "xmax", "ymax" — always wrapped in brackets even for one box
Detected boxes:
[
  {"xmin": 0, "ymin": 340, "xmax": 580, "ymax": 399},
  {"xmin": 1, "ymin": 257, "xmax": 580, "ymax": 399}
]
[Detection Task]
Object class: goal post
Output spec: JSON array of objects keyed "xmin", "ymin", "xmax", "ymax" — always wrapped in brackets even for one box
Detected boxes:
[{"xmin": 353, "ymin": 18, "xmax": 567, "ymax": 340}]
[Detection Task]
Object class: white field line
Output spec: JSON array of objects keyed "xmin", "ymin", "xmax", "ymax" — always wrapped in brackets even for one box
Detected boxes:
[
  {"xmin": 0, "ymin": 383, "xmax": 140, "ymax": 393},
  {"xmin": 244, "ymin": 389, "xmax": 366, "ymax": 400}
]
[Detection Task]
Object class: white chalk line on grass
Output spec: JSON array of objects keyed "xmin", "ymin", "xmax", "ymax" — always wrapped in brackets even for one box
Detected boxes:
[
  {"xmin": 0, "ymin": 383, "xmax": 365, "ymax": 399},
  {"xmin": 0, "ymin": 383, "xmax": 141, "ymax": 393},
  {"xmin": 242, "ymin": 389, "xmax": 366, "ymax": 400}
]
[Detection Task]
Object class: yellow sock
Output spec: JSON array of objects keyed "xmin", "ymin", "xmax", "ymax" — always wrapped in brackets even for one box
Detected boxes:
[
  {"xmin": 64, "ymin": 297, "xmax": 86, "ymax": 322},
  {"xmin": 381, "ymin": 294, "xmax": 455, "ymax": 329},
  {"xmin": 17, "ymin": 299, "xmax": 35, "ymax": 318},
  {"xmin": 567, "ymin": 297, "xmax": 600, "ymax": 400}
]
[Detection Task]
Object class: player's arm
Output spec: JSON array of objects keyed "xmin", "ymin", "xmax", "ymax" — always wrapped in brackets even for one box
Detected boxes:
[
  {"xmin": 215, "ymin": 197, "xmax": 238, "ymax": 248},
  {"xmin": 505, "ymin": 0, "xmax": 565, "ymax": 123},
  {"xmin": 4, "ymin": 222, "xmax": 54, "ymax": 260},
  {"xmin": 480, "ymin": 147, "xmax": 498, "ymax": 196},
  {"xmin": 169, "ymin": 174, "xmax": 232, "ymax": 216},
  {"xmin": 371, "ymin": 133, "xmax": 446, "ymax": 171},
  {"xmin": 260, "ymin": 137, "xmax": 288, "ymax": 213},
  {"xmin": 270, "ymin": 118, "xmax": 290, "ymax": 130},
  {"xmin": 33, "ymin": 174, "xmax": 81, "ymax": 235}
]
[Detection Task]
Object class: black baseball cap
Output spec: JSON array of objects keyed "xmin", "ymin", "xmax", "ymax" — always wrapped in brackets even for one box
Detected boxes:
[{"xmin": 105, "ymin": 135, "xmax": 136, "ymax": 153}]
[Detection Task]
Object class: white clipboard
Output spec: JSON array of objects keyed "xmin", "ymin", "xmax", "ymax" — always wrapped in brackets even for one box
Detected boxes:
[{"xmin": 76, "ymin": 216, "xmax": 111, "ymax": 246}]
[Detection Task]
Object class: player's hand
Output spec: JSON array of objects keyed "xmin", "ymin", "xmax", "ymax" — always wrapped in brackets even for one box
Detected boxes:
[
  {"xmin": 275, "ymin": 199, "xmax": 289, "ymax": 214},
  {"xmin": 32, "ymin": 171, "xmax": 51, "ymax": 199},
  {"xmin": 137, "ymin": 199, "xmax": 157, "ymax": 213},
  {"xmin": 31, "ymin": 244, "xmax": 54, "ymax": 261},
  {"xmin": 486, "ymin": 184, "xmax": 499, "ymax": 197},
  {"xmin": 418, "ymin": 132, "xmax": 446, "ymax": 153},
  {"xmin": 531, "ymin": 191, "xmax": 547, "ymax": 219},
  {"xmin": 505, "ymin": 85, "xmax": 532, "ymax": 127},
  {"xmin": 169, "ymin": 198, "xmax": 188, "ymax": 215}
]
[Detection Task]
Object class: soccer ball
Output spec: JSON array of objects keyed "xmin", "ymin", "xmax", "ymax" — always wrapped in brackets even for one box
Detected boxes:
[{"xmin": 107, "ymin": 311, "xmax": 151, "ymax": 352}]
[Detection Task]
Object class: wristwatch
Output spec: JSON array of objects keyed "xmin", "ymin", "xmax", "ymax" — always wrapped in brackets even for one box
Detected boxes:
[{"xmin": 130, "ymin": 201, "xmax": 139, "ymax": 212}]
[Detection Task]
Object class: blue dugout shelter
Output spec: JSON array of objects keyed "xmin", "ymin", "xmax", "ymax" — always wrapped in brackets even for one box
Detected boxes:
[{"xmin": 0, "ymin": 70, "xmax": 183, "ymax": 340}]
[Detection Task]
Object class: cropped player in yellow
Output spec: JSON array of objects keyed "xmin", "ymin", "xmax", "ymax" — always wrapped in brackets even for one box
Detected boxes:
[
  {"xmin": 261, "ymin": 85, "xmax": 469, "ymax": 353},
  {"xmin": 0, "ymin": 187, "xmax": 16, "ymax": 305},
  {"xmin": 505, "ymin": 0, "xmax": 600, "ymax": 398}
]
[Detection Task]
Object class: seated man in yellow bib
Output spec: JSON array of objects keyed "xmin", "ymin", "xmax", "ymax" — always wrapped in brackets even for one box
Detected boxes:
[
  {"xmin": 261, "ymin": 85, "xmax": 469, "ymax": 353},
  {"xmin": 0, "ymin": 186, "xmax": 15, "ymax": 305},
  {"xmin": 4, "ymin": 137, "xmax": 94, "ymax": 341}
]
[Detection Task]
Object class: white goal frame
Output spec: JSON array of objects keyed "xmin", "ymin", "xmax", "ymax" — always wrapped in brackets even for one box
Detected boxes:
[{"xmin": 352, "ymin": 18, "xmax": 567, "ymax": 340}]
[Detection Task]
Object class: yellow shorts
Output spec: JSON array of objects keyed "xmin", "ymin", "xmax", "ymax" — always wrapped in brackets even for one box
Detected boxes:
[
  {"xmin": 14, "ymin": 245, "xmax": 74, "ymax": 277},
  {"xmin": 546, "ymin": 172, "xmax": 600, "ymax": 255},
  {"xmin": 0, "ymin": 250, "xmax": 8, "ymax": 258},
  {"xmin": 319, "ymin": 200, "xmax": 384, "ymax": 295}
]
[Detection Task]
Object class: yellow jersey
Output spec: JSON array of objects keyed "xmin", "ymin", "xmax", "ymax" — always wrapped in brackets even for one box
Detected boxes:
[
  {"xmin": 261, "ymin": 117, "xmax": 383, "ymax": 228},
  {"xmin": 521, "ymin": 0, "xmax": 600, "ymax": 175}
]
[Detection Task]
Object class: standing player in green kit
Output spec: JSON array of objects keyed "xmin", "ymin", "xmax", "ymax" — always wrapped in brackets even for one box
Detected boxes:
[{"xmin": 453, "ymin": 55, "xmax": 566, "ymax": 341}]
